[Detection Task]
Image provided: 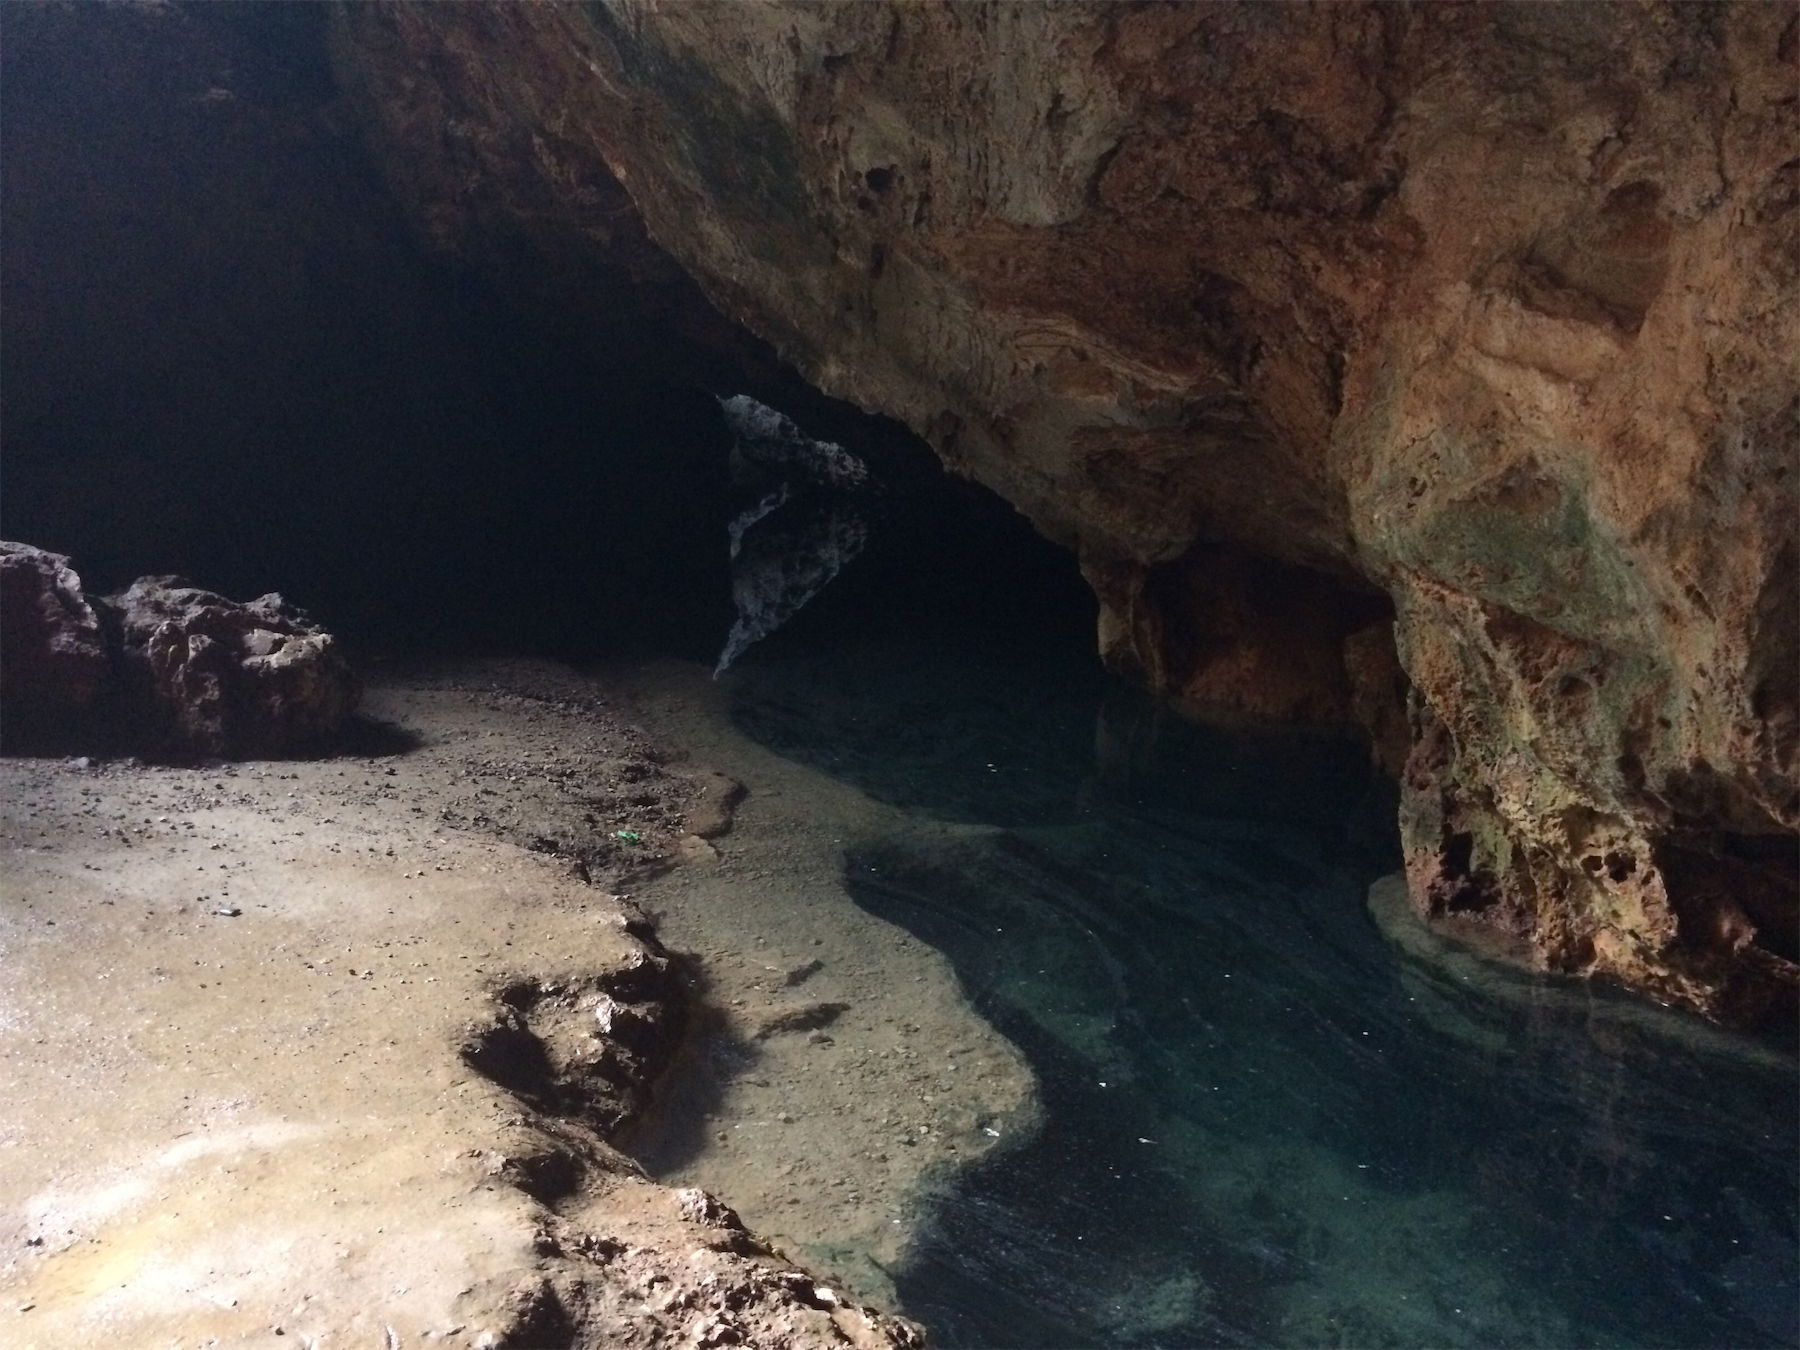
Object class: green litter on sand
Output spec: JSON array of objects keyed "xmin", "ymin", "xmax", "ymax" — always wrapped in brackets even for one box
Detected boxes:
[{"xmin": 613, "ymin": 829, "xmax": 643, "ymax": 844}]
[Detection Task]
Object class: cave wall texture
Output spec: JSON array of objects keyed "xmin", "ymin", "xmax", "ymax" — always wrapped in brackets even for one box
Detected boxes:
[{"xmin": 323, "ymin": 0, "xmax": 1798, "ymax": 1022}]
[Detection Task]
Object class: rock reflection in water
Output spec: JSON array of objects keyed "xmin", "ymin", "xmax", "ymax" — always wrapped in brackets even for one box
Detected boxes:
[
  {"xmin": 714, "ymin": 395, "xmax": 873, "ymax": 674},
  {"xmin": 727, "ymin": 643, "xmax": 1798, "ymax": 1350}
]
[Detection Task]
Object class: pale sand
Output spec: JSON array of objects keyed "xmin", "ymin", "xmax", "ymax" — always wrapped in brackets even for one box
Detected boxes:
[
  {"xmin": 0, "ymin": 657, "xmax": 1026, "ymax": 1347},
  {"xmin": 608, "ymin": 659, "xmax": 1036, "ymax": 1304}
]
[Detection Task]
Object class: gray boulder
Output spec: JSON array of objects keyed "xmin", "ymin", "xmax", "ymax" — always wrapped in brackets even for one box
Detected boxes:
[
  {"xmin": 0, "ymin": 541, "xmax": 109, "ymax": 749},
  {"xmin": 106, "ymin": 576, "xmax": 358, "ymax": 757}
]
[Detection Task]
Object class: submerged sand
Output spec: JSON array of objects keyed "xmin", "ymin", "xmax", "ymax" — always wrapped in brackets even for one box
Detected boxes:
[
  {"xmin": 604, "ymin": 661, "xmax": 1036, "ymax": 1302},
  {"xmin": 0, "ymin": 657, "xmax": 1031, "ymax": 1347}
]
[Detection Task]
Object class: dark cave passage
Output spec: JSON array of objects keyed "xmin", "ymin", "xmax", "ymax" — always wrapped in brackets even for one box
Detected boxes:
[{"xmin": 0, "ymin": 0, "xmax": 1094, "ymax": 673}]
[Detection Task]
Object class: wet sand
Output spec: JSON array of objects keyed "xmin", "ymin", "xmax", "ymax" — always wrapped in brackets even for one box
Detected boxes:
[{"xmin": 608, "ymin": 660, "xmax": 1036, "ymax": 1304}]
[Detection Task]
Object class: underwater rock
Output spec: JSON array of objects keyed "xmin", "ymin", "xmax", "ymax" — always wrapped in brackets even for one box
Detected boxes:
[
  {"xmin": 105, "ymin": 576, "xmax": 359, "ymax": 758},
  {"xmin": 684, "ymin": 769, "xmax": 746, "ymax": 839},
  {"xmin": 0, "ymin": 541, "xmax": 109, "ymax": 750}
]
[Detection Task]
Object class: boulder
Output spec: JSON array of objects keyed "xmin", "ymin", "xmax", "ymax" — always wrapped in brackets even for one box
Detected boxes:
[
  {"xmin": 0, "ymin": 541, "xmax": 109, "ymax": 750},
  {"xmin": 105, "ymin": 576, "xmax": 359, "ymax": 758}
]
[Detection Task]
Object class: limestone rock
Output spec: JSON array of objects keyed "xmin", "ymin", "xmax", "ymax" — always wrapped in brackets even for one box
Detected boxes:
[
  {"xmin": 0, "ymin": 540, "xmax": 109, "ymax": 749},
  {"xmin": 329, "ymin": 2, "xmax": 1799, "ymax": 1019},
  {"xmin": 106, "ymin": 576, "xmax": 359, "ymax": 758}
]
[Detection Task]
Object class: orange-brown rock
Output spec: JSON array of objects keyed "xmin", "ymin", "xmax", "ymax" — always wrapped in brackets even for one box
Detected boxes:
[{"xmin": 330, "ymin": 1, "xmax": 1799, "ymax": 1021}]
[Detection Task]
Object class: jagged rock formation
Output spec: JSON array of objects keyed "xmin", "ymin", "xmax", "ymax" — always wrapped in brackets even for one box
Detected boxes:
[
  {"xmin": 330, "ymin": 0, "xmax": 1799, "ymax": 1022},
  {"xmin": 106, "ymin": 576, "xmax": 360, "ymax": 758},
  {"xmin": 715, "ymin": 394, "xmax": 875, "ymax": 673},
  {"xmin": 0, "ymin": 542, "xmax": 360, "ymax": 759},
  {"xmin": 0, "ymin": 542, "xmax": 110, "ymax": 749}
]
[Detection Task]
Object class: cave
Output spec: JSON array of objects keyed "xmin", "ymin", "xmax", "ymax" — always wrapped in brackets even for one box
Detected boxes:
[{"xmin": 0, "ymin": 5, "xmax": 1794, "ymax": 1348}]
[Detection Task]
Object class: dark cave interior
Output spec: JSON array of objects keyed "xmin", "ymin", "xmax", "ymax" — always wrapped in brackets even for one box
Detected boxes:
[
  {"xmin": 1, "ymin": 9, "xmax": 1795, "ymax": 1347},
  {"xmin": 0, "ymin": 2, "xmax": 1096, "ymax": 669}
]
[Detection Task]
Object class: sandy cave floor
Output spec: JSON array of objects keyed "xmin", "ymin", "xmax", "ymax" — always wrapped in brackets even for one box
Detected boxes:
[
  {"xmin": 0, "ymin": 658, "xmax": 1032, "ymax": 1349},
  {"xmin": 597, "ymin": 661, "xmax": 1036, "ymax": 1295}
]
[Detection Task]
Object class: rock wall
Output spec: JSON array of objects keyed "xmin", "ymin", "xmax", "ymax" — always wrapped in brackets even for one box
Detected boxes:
[{"xmin": 330, "ymin": 1, "xmax": 1796, "ymax": 1021}]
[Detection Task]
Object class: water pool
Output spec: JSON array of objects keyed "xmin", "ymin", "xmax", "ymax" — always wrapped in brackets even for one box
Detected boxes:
[{"xmin": 722, "ymin": 632, "xmax": 1797, "ymax": 1349}]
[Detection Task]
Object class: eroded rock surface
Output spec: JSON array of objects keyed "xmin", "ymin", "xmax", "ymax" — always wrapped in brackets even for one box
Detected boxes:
[
  {"xmin": 0, "ymin": 541, "xmax": 361, "ymax": 760},
  {"xmin": 0, "ymin": 542, "xmax": 109, "ymax": 749},
  {"xmin": 106, "ymin": 576, "xmax": 360, "ymax": 758},
  {"xmin": 331, "ymin": 1, "xmax": 1799, "ymax": 1020}
]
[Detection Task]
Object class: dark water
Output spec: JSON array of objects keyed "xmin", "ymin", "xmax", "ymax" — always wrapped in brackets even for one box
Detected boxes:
[{"xmin": 724, "ymin": 631, "xmax": 1799, "ymax": 1350}]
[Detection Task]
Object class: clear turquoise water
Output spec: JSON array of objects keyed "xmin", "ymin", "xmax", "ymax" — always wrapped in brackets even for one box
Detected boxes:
[{"xmin": 725, "ymin": 629, "xmax": 1798, "ymax": 1350}]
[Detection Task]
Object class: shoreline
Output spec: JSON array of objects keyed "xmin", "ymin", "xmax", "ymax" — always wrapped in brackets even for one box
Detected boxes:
[
  {"xmin": 0, "ymin": 655, "xmax": 1014, "ymax": 1346},
  {"xmin": 603, "ymin": 657, "xmax": 1038, "ymax": 1307}
]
